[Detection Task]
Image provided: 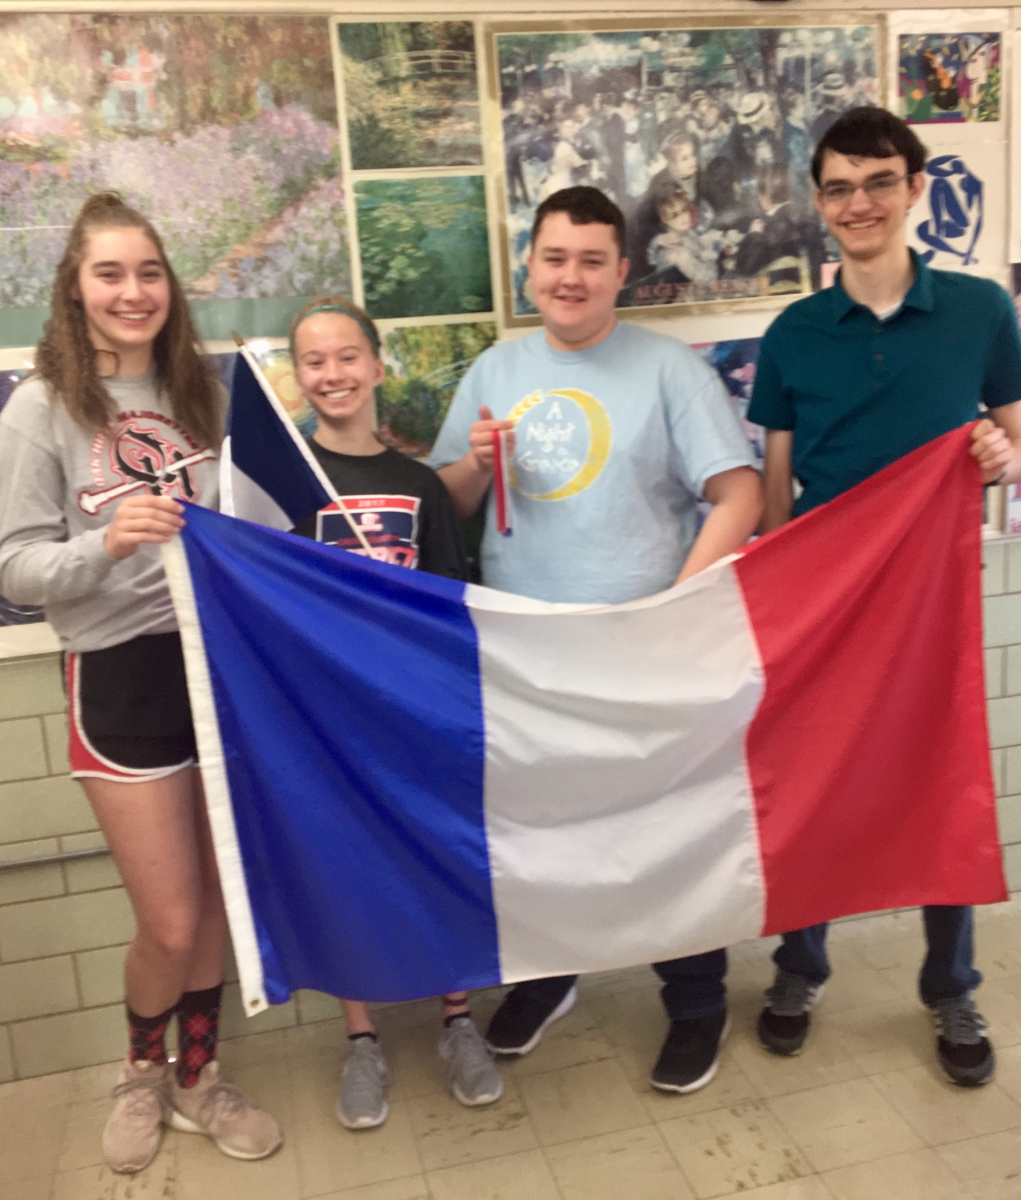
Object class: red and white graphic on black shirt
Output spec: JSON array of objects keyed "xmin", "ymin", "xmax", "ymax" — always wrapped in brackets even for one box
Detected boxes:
[
  {"xmin": 316, "ymin": 494, "xmax": 421, "ymax": 568},
  {"xmin": 78, "ymin": 410, "xmax": 215, "ymax": 515}
]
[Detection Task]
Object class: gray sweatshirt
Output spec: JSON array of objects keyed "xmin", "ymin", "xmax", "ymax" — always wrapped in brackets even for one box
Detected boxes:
[{"xmin": 0, "ymin": 371, "xmax": 223, "ymax": 652}]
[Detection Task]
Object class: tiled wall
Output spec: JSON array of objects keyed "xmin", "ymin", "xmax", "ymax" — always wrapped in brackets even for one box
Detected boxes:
[{"xmin": 1, "ymin": 539, "xmax": 1020, "ymax": 1081}]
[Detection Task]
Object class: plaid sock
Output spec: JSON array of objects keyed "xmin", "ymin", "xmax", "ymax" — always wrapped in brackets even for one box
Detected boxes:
[
  {"xmin": 176, "ymin": 983, "xmax": 223, "ymax": 1089},
  {"xmin": 127, "ymin": 1001, "xmax": 176, "ymax": 1065}
]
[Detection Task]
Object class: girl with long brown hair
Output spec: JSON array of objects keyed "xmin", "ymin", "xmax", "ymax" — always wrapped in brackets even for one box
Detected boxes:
[{"xmin": 0, "ymin": 193, "xmax": 281, "ymax": 1173}]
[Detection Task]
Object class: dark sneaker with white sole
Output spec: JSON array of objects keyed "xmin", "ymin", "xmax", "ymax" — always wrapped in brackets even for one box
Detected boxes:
[
  {"xmin": 928, "ymin": 992, "xmax": 995, "ymax": 1087},
  {"xmin": 651, "ymin": 1011, "xmax": 729, "ymax": 1093},
  {"xmin": 757, "ymin": 969, "xmax": 825, "ymax": 1056},
  {"xmin": 485, "ymin": 982, "xmax": 577, "ymax": 1056}
]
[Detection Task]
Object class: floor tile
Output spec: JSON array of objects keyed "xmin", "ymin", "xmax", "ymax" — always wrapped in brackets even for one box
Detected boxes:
[
  {"xmin": 176, "ymin": 1132, "xmax": 299, "ymax": 1200},
  {"xmin": 936, "ymin": 1129, "xmax": 1021, "ymax": 1199},
  {"xmin": 50, "ymin": 1147, "xmax": 177, "ymax": 1200},
  {"xmin": 825, "ymin": 999, "xmax": 932, "ymax": 1076},
  {"xmin": 767, "ymin": 1076, "xmax": 923, "ymax": 1171},
  {"xmin": 658, "ymin": 1100, "xmax": 812, "ymax": 1198},
  {"xmin": 543, "ymin": 1125, "xmax": 695, "ymax": 1200},
  {"xmin": 726, "ymin": 1021, "xmax": 865, "ymax": 1099},
  {"xmin": 56, "ymin": 1096, "xmax": 111, "ymax": 1172},
  {"xmin": 720, "ymin": 1182, "xmax": 832, "ymax": 1200},
  {"xmin": 872, "ymin": 1064, "xmax": 1021, "ymax": 1145},
  {"xmin": 426, "ymin": 1148, "xmax": 561, "ymax": 1200},
  {"xmin": 0, "ymin": 1083, "xmax": 70, "ymax": 1183},
  {"xmin": 622, "ymin": 1053, "xmax": 761, "ymax": 1121},
  {"xmin": 822, "ymin": 1147, "xmax": 966, "ymax": 1200},
  {"xmin": 313, "ymin": 1178, "xmax": 430, "ymax": 1200},
  {"xmin": 406, "ymin": 1081, "xmax": 537, "ymax": 1172},
  {"xmin": 517, "ymin": 1058, "xmax": 650, "ymax": 1147},
  {"xmin": 8, "ymin": 1179, "xmax": 52, "ymax": 1200},
  {"xmin": 499, "ymin": 997, "xmax": 617, "ymax": 1077}
]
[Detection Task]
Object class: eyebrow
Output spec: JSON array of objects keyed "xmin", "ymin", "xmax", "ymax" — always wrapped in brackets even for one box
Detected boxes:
[
  {"xmin": 820, "ymin": 169, "xmax": 900, "ymax": 187},
  {"xmin": 90, "ymin": 259, "xmax": 165, "ymax": 269}
]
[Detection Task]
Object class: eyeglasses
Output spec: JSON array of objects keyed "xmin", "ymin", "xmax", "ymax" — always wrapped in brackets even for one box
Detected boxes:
[{"xmin": 817, "ymin": 174, "xmax": 911, "ymax": 205}]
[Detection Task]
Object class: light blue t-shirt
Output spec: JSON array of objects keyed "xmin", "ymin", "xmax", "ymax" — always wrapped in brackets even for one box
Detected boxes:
[{"xmin": 430, "ymin": 322, "xmax": 757, "ymax": 605}]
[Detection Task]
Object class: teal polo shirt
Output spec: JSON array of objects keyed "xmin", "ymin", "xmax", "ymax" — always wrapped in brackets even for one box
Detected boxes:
[{"xmin": 747, "ymin": 251, "xmax": 1021, "ymax": 515}]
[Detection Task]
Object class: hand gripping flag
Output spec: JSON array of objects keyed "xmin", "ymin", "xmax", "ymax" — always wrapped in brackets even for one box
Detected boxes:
[{"xmin": 163, "ymin": 426, "xmax": 1005, "ymax": 1014}]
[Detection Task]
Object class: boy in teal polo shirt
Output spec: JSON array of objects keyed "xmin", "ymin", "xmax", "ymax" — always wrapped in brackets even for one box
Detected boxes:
[{"xmin": 748, "ymin": 107, "xmax": 1021, "ymax": 1086}]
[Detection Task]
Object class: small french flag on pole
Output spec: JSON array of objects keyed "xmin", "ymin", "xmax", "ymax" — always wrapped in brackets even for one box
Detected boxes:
[{"xmin": 493, "ymin": 428, "xmax": 512, "ymax": 536}]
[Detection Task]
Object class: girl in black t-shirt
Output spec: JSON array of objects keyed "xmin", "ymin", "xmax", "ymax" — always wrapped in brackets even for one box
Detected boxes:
[{"xmin": 288, "ymin": 296, "xmax": 500, "ymax": 1128}]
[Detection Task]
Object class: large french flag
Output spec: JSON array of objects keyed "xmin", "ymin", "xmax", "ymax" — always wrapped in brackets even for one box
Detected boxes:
[{"xmin": 163, "ymin": 425, "xmax": 1005, "ymax": 1014}]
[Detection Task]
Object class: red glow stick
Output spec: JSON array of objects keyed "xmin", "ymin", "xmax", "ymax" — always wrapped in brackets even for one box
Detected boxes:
[{"xmin": 493, "ymin": 428, "xmax": 512, "ymax": 536}]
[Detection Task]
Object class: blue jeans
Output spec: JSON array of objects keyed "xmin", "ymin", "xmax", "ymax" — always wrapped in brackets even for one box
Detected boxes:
[{"xmin": 660, "ymin": 905, "xmax": 981, "ymax": 1019}]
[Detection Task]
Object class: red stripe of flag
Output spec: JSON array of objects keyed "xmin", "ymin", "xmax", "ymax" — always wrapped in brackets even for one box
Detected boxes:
[
  {"xmin": 734, "ymin": 425, "xmax": 1005, "ymax": 935},
  {"xmin": 493, "ymin": 429, "xmax": 512, "ymax": 536}
]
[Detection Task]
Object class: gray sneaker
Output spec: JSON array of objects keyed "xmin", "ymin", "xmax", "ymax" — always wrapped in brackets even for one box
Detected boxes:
[
  {"xmin": 439, "ymin": 1015, "xmax": 504, "ymax": 1107},
  {"xmin": 337, "ymin": 1037, "xmax": 389, "ymax": 1129}
]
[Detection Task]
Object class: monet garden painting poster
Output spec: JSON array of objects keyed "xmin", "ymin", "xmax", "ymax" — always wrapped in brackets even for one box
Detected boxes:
[
  {"xmin": 490, "ymin": 19, "xmax": 881, "ymax": 320},
  {"xmin": 0, "ymin": 13, "xmax": 349, "ymax": 346}
]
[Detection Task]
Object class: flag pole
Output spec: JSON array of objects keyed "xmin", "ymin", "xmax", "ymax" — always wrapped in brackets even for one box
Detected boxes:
[{"xmin": 230, "ymin": 332, "xmax": 375, "ymax": 557}]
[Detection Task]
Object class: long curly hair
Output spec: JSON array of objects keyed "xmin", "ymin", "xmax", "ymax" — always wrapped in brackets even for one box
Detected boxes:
[{"xmin": 34, "ymin": 192, "xmax": 221, "ymax": 448}]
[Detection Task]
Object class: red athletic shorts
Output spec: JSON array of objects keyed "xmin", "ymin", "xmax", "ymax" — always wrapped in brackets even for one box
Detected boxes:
[{"xmin": 66, "ymin": 632, "xmax": 197, "ymax": 782}]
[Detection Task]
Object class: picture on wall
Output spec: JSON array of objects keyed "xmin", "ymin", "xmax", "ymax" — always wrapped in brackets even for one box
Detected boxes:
[
  {"xmin": 0, "ymin": 13, "xmax": 349, "ymax": 347},
  {"xmin": 355, "ymin": 176, "xmax": 492, "ymax": 319},
  {"xmin": 492, "ymin": 20, "xmax": 880, "ymax": 319},
  {"xmin": 377, "ymin": 320, "xmax": 497, "ymax": 456},
  {"xmin": 338, "ymin": 21, "xmax": 482, "ymax": 169},
  {"xmin": 692, "ymin": 336, "xmax": 763, "ymax": 459},
  {"xmin": 907, "ymin": 142, "xmax": 1004, "ymax": 278},
  {"xmin": 898, "ymin": 33, "xmax": 1001, "ymax": 125}
]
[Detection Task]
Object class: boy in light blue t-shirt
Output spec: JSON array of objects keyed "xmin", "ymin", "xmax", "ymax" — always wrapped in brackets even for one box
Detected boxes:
[{"xmin": 431, "ymin": 185, "xmax": 761, "ymax": 1097}]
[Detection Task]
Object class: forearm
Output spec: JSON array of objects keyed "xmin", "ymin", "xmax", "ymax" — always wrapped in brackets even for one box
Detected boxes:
[
  {"xmin": 675, "ymin": 469, "xmax": 762, "ymax": 584},
  {"xmin": 998, "ymin": 437, "xmax": 1021, "ymax": 486},
  {"xmin": 0, "ymin": 528, "xmax": 115, "ymax": 606},
  {"xmin": 437, "ymin": 456, "xmax": 492, "ymax": 521},
  {"xmin": 761, "ymin": 482, "xmax": 794, "ymax": 533}
]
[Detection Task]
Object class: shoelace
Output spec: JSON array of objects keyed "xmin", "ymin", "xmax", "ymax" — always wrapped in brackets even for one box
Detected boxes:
[
  {"xmin": 342, "ymin": 1042, "xmax": 387, "ymax": 1106},
  {"xmin": 765, "ymin": 969, "xmax": 815, "ymax": 1017},
  {"xmin": 111, "ymin": 1072, "xmax": 166, "ymax": 1119},
  {"xmin": 931, "ymin": 995, "xmax": 987, "ymax": 1046},
  {"xmin": 446, "ymin": 1020, "xmax": 494, "ymax": 1077}
]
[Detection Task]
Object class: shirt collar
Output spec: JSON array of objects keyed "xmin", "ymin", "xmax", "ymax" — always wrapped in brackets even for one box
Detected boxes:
[{"xmin": 829, "ymin": 249, "xmax": 934, "ymax": 323}]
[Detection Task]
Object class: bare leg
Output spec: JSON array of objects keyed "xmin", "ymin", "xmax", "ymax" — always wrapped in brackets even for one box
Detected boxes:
[
  {"xmin": 341, "ymin": 999, "xmax": 376, "ymax": 1036},
  {"xmin": 83, "ymin": 766, "xmax": 226, "ymax": 1017},
  {"xmin": 442, "ymin": 992, "xmax": 469, "ymax": 1019}
]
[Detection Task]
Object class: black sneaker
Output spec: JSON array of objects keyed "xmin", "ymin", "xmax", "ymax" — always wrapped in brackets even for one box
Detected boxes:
[
  {"xmin": 757, "ymin": 969, "xmax": 824, "ymax": 1056},
  {"xmin": 650, "ymin": 1010, "xmax": 729, "ymax": 1093},
  {"xmin": 485, "ymin": 983, "xmax": 577, "ymax": 1056},
  {"xmin": 928, "ymin": 993, "xmax": 995, "ymax": 1087}
]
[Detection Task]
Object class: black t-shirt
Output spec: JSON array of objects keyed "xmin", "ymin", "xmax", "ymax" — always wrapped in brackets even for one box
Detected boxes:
[{"xmin": 293, "ymin": 440, "xmax": 468, "ymax": 582}]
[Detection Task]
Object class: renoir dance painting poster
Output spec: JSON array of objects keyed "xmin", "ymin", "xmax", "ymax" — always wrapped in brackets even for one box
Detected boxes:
[{"xmin": 490, "ymin": 20, "xmax": 880, "ymax": 320}]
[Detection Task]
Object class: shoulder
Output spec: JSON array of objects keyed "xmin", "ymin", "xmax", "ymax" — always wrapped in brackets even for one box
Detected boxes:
[
  {"xmin": 928, "ymin": 267, "xmax": 1012, "ymax": 314},
  {"xmin": 764, "ymin": 289, "xmax": 833, "ymax": 338},
  {"xmin": 0, "ymin": 375, "xmax": 58, "ymax": 436},
  {"xmin": 379, "ymin": 447, "xmax": 446, "ymax": 489},
  {"xmin": 613, "ymin": 322, "xmax": 717, "ymax": 385}
]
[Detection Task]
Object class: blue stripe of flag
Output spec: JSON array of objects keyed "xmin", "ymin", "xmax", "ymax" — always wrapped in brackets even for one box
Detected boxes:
[
  {"xmin": 180, "ymin": 504, "xmax": 501, "ymax": 1001},
  {"xmin": 227, "ymin": 353, "xmax": 332, "ymax": 527}
]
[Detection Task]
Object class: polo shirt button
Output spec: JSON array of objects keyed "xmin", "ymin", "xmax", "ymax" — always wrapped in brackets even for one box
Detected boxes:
[{"xmin": 875, "ymin": 353, "xmax": 883, "ymax": 361}]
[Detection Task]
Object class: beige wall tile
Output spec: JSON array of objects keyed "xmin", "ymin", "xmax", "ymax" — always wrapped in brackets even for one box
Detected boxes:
[
  {"xmin": 994, "ymin": 748, "xmax": 1008, "ymax": 797},
  {"xmin": 426, "ymin": 1149, "xmax": 561, "ymax": 1200},
  {"xmin": 0, "ymin": 956, "xmax": 78, "ymax": 1023},
  {"xmin": 0, "ymin": 657, "xmax": 64, "ymax": 721},
  {"xmin": 0, "ymin": 776, "xmax": 97, "ymax": 844},
  {"xmin": 0, "ymin": 718, "xmax": 48, "ymax": 783},
  {"xmin": 986, "ymin": 648, "xmax": 1006, "ymax": 699},
  {"xmin": 42, "ymin": 714, "xmax": 69, "ymax": 776},
  {"xmin": 989, "ymin": 696, "xmax": 1021, "ymax": 749},
  {"xmin": 997, "ymin": 793, "xmax": 1021, "ymax": 845},
  {"xmin": 1007, "ymin": 542, "xmax": 1021, "ymax": 594},
  {"xmin": 1008, "ymin": 746, "xmax": 1021, "ymax": 797},
  {"xmin": 1004, "ymin": 844, "xmax": 1021, "ymax": 891},
  {"xmin": 10, "ymin": 1003, "xmax": 125, "ymax": 1078},
  {"xmin": 0, "ymin": 1027, "xmax": 12, "ymax": 1084},
  {"xmin": 0, "ymin": 838, "xmax": 63, "ymax": 904},
  {"xmin": 0, "ymin": 888, "xmax": 134, "ymax": 963},
  {"xmin": 60, "ymin": 832, "xmax": 119, "ymax": 893},
  {"xmin": 1007, "ymin": 646, "xmax": 1021, "ymax": 697},
  {"xmin": 75, "ymin": 944, "xmax": 127, "ymax": 1009},
  {"xmin": 985, "ymin": 594, "xmax": 1021, "ymax": 647},
  {"xmin": 984, "ymin": 543, "xmax": 1007, "ymax": 597},
  {"xmin": 218, "ymin": 980, "xmax": 296, "ymax": 1040}
]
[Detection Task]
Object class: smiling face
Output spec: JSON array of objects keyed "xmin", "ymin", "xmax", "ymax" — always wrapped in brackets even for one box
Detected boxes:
[
  {"xmin": 75, "ymin": 226, "xmax": 170, "ymax": 370},
  {"xmin": 293, "ymin": 312, "xmax": 384, "ymax": 430},
  {"xmin": 528, "ymin": 212, "xmax": 629, "ymax": 352},
  {"xmin": 814, "ymin": 150, "xmax": 925, "ymax": 262}
]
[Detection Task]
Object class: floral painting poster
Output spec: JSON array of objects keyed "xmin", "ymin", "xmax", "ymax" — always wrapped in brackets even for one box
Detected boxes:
[
  {"xmin": 338, "ymin": 21, "xmax": 482, "ymax": 170},
  {"xmin": 0, "ymin": 13, "xmax": 350, "ymax": 347},
  {"xmin": 491, "ymin": 21, "xmax": 880, "ymax": 320}
]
